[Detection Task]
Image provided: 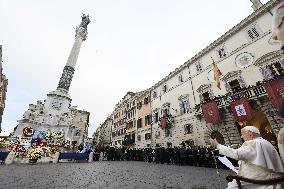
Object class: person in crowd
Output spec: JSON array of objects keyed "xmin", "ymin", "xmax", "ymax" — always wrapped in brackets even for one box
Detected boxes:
[{"xmin": 210, "ymin": 126, "xmax": 284, "ymax": 189}]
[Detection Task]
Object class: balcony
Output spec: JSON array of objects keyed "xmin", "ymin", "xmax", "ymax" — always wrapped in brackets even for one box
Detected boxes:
[
  {"xmin": 215, "ymin": 84, "xmax": 266, "ymax": 108},
  {"xmin": 193, "ymin": 83, "xmax": 267, "ymax": 115}
]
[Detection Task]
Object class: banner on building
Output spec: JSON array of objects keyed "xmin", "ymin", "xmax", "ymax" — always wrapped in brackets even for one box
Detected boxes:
[
  {"xmin": 202, "ymin": 101, "xmax": 220, "ymax": 124},
  {"xmin": 264, "ymin": 77, "xmax": 284, "ymax": 109},
  {"xmin": 230, "ymin": 97, "xmax": 253, "ymax": 122},
  {"xmin": 159, "ymin": 117, "xmax": 167, "ymax": 128}
]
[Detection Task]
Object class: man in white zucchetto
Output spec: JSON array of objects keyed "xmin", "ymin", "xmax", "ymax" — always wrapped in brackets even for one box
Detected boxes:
[{"xmin": 210, "ymin": 126, "xmax": 284, "ymax": 189}]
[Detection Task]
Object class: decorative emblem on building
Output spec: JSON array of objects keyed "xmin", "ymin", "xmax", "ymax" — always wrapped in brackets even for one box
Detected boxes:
[
  {"xmin": 23, "ymin": 127, "xmax": 33, "ymax": 137},
  {"xmin": 235, "ymin": 52, "xmax": 254, "ymax": 68}
]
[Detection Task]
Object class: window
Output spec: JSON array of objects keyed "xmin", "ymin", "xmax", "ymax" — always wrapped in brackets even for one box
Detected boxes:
[
  {"xmin": 152, "ymin": 91, "xmax": 157, "ymax": 99},
  {"xmin": 246, "ymin": 25, "xmax": 262, "ymax": 41},
  {"xmin": 144, "ymin": 97, "xmax": 149, "ymax": 104},
  {"xmin": 162, "ymin": 108, "xmax": 169, "ymax": 117},
  {"xmin": 229, "ymin": 79, "xmax": 241, "ymax": 92},
  {"xmin": 165, "ymin": 128, "xmax": 171, "ymax": 137},
  {"xmin": 162, "ymin": 84, "xmax": 167, "ymax": 93},
  {"xmin": 196, "ymin": 62, "xmax": 202, "ymax": 72},
  {"xmin": 217, "ymin": 47, "xmax": 227, "ymax": 58},
  {"xmin": 137, "ymin": 135, "xmax": 141, "ymax": 141},
  {"xmin": 267, "ymin": 62, "xmax": 284, "ymax": 78},
  {"xmin": 179, "ymin": 99, "xmax": 189, "ymax": 115},
  {"xmin": 137, "ymin": 118, "xmax": 142, "ymax": 128},
  {"xmin": 153, "ymin": 112, "xmax": 159, "ymax": 123},
  {"xmin": 145, "ymin": 133, "xmax": 151, "ymax": 140},
  {"xmin": 75, "ymin": 129, "xmax": 81, "ymax": 136},
  {"xmin": 155, "ymin": 130, "xmax": 160, "ymax": 139},
  {"xmin": 178, "ymin": 74, "xmax": 183, "ymax": 82},
  {"xmin": 137, "ymin": 101, "xmax": 142, "ymax": 109},
  {"xmin": 184, "ymin": 124, "xmax": 193, "ymax": 134},
  {"xmin": 202, "ymin": 92, "xmax": 210, "ymax": 101},
  {"xmin": 145, "ymin": 115, "xmax": 151, "ymax": 126}
]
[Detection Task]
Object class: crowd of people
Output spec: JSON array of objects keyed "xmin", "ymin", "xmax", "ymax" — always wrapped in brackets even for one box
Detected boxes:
[{"xmin": 94, "ymin": 145, "xmax": 238, "ymax": 169}]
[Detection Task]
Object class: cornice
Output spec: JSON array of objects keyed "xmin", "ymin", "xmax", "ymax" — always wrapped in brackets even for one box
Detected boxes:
[
  {"xmin": 220, "ymin": 70, "xmax": 242, "ymax": 81},
  {"xmin": 150, "ymin": 0, "xmax": 280, "ymax": 90},
  {"xmin": 254, "ymin": 50, "xmax": 283, "ymax": 66},
  {"xmin": 178, "ymin": 94, "xmax": 189, "ymax": 100},
  {"xmin": 196, "ymin": 84, "xmax": 211, "ymax": 93}
]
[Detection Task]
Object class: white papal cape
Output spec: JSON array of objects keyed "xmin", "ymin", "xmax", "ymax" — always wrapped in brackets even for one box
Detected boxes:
[{"xmin": 217, "ymin": 137, "xmax": 284, "ymax": 189}]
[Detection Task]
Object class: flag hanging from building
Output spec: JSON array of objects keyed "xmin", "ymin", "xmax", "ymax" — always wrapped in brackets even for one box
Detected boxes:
[
  {"xmin": 202, "ymin": 101, "xmax": 220, "ymax": 124},
  {"xmin": 211, "ymin": 57, "xmax": 222, "ymax": 90},
  {"xmin": 264, "ymin": 77, "xmax": 284, "ymax": 109},
  {"xmin": 230, "ymin": 98, "xmax": 253, "ymax": 122}
]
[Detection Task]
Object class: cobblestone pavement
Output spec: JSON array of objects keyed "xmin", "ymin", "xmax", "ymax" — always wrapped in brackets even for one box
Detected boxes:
[{"xmin": 0, "ymin": 161, "xmax": 231, "ymax": 189}]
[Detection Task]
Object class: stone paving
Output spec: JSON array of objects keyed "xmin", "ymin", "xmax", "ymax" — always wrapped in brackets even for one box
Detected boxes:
[{"xmin": 0, "ymin": 161, "xmax": 231, "ymax": 189}]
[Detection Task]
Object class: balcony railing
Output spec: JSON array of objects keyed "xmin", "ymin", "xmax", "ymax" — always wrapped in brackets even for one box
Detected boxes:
[
  {"xmin": 193, "ymin": 83, "xmax": 267, "ymax": 114},
  {"xmin": 215, "ymin": 84, "xmax": 266, "ymax": 108}
]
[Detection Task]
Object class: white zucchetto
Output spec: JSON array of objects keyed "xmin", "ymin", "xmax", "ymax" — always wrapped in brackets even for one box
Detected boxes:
[{"xmin": 242, "ymin": 126, "xmax": 260, "ymax": 135}]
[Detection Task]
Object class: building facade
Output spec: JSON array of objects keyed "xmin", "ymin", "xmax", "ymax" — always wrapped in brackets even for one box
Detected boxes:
[
  {"xmin": 111, "ymin": 92, "xmax": 135, "ymax": 147},
  {"xmin": 96, "ymin": 0, "xmax": 284, "ymax": 148},
  {"xmin": 135, "ymin": 89, "xmax": 152, "ymax": 148},
  {"xmin": 150, "ymin": 0, "xmax": 283, "ymax": 147},
  {"xmin": 0, "ymin": 45, "xmax": 8, "ymax": 132},
  {"xmin": 93, "ymin": 115, "xmax": 112, "ymax": 147}
]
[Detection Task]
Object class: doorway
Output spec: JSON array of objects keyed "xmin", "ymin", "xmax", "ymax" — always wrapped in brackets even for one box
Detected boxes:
[{"xmin": 237, "ymin": 110, "xmax": 277, "ymax": 143}]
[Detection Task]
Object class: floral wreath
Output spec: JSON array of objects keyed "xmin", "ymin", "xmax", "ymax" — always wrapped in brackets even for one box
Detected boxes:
[
  {"xmin": 44, "ymin": 130, "xmax": 64, "ymax": 146},
  {"xmin": 23, "ymin": 127, "xmax": 33, "ymax": 137}
]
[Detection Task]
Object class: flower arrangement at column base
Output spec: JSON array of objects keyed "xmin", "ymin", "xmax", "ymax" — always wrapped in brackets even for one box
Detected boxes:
[{"xmin": 26, "ymin": 148, "xmax": 44, "ymax": 164}]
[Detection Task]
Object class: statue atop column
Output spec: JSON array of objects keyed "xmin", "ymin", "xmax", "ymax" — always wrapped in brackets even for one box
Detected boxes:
[{"xmin": 79, "ymin": 13, "xmax": 91, "ymax": 29}]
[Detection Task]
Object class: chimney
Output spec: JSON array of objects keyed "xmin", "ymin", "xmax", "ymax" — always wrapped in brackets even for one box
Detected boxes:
[{"xmin": 250, "ymin": 0, "xmax": 263, "ymax": 11}]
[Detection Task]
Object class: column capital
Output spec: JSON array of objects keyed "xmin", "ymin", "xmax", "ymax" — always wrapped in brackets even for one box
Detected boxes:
[{"xmin": 75, "ymin": 27, "xmax": 88, "ymax": 41}]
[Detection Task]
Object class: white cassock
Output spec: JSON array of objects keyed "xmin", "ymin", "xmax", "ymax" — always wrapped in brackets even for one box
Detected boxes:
[{"xmin": 217, "ymin": 137, "xmax": 284, "ymax": 189}]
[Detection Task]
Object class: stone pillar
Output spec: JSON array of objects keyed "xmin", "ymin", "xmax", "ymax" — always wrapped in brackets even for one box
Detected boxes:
[
  {"xmin": 260, "ymin": 100, "xmax": 284, "ymax": 135},
  {"xmin": 88, "ymin": 152, "xmax": 93, "ymax": 162},
  {"xmin": 4, "ymin": 152, "xmax": 15, "ymax": 165},
  {"xmin": 52, "ymin": 152, "xmax": 60, "ymax": 163},
  {"xmin": 57, "ymin": 14, "xmax": 90, "ymax": 91}
]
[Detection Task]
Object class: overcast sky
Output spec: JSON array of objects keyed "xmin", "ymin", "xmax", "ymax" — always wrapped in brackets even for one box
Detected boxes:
[{"xmin": 0, "ymin": 0, "xmax": 270, "ymax": 137}]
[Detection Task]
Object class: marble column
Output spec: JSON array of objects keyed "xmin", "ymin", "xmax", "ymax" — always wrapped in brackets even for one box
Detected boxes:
[{"xmin": 57, "ymin": 14, "xmax": 90, "ymax": 91}]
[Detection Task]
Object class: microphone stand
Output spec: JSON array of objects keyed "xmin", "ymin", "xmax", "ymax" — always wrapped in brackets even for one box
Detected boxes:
[{"xmin": 211, "ymin": 149, "xmax": 222, "ymax": 189}]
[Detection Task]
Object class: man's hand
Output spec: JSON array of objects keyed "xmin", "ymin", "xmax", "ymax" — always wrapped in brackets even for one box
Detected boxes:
[{"xmin": 209, "ymin": 138, "xmax": 220, "ymax": 148}]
